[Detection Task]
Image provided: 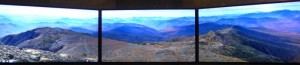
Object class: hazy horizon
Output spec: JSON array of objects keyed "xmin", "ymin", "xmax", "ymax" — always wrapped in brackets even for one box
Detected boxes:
[
  {"xmin": 102, "ymin": 10, "xmax": 195, "ymax": 19},
  {"xmin": 0, "ymin": 4, "xmax": 98, "ymax": 37},
  {"xmin": 198, "ymin": 1, "xmax": 300, "ymax": 17}
]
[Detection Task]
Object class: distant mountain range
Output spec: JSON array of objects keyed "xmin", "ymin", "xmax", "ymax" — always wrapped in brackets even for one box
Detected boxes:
[
  {"xmin": 0, "ymin": 15, "xmax": 98, "ymax": 38},
  {"xmin": 161, "ymin": 24, "xmax": 195, "ymax": 38},
  {"xmin": 0, "ymin": 27, "xmax": 98, "ymax": 61},
  {"xmin": 70, "ymin": 27, "xmax": 98, "ymax": 37},
  {"xmin": 103, "ymin": 17, "xmax": 194, "ymax": 30},
  {"xmin": 102, "ymin": 24, "xmax": 164, "ymax": 43},
  {"xmin": 200, "ymin": 10, "xmax": 300, "ymax": 33},
  {"xmin": 238, "ymin": 10, "xmax": 300, "ymax": 19},
  {"xmin": 199, "ymin": 23, "xmax": 230, "ymax": 34},
  {"xmin": 102, "ymin": 22, "xmax": 195, "ymax": 43},
  {"xmin": 200, "ymin": 10, "xmax": 300, "ymax": 22}
]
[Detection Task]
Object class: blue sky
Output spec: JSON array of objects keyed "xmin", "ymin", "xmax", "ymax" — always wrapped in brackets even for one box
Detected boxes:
[
  {"xmin": 102, "ymin": 10, "xmax": 195, "ymax": 18},
  {"xmin": 0, "ymin": 4, "xmax": 98, "ymax": 23},
  {"xmin": 198, "ymin": 1, "xmax": 300, "ymax": 17},
  {"xmin": 0, "ymin": 4, "xmax": 98, "ymax": 37}
]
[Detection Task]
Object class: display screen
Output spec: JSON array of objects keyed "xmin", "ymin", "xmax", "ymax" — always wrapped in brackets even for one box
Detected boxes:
[
  {"xmin": 0, "ymin": 4, "xmax": 98, "ymax": 62},
  {"xmin": 102, "ymin": 10, "xmax": 195, "ymax": 62},
  {"xmin": 198, "ymin": 1, "xmax": 300, "ymax": 62}
]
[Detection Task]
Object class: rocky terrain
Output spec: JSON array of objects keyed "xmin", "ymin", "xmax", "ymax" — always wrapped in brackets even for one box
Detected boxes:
[
  {"xmin": 0, "ymin": 44, "xmax": 88, "ymax": 63},
  {"xmin": 198, "ymin": 49, "xmax": 246, "ymax": 62},
  {"xmin": 199, "ymin": 26, "xmax": 300, "ymax": 63},
  {"xmin": 102, "ymin": 37, "xmax": 195, "ymax": 62},
  {"xmin": 0, "ymin": 27, "xmax": 98, "ymax": 62}
]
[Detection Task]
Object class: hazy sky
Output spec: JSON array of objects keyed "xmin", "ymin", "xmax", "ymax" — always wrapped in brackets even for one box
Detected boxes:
[
  {"xmin": 102, "ymin": 10, "xmax": 195, "ymax": 18},
  {"xmin": 0, "ymin": 4, "xmax": 98, "ymax": 37},
  {"xmin": 0, "ymin": 4, "xmax": 98, "ymax": 20},
  {"xmin": 198, "ymin": 1, "xmax": 300, "ymax": 17}
]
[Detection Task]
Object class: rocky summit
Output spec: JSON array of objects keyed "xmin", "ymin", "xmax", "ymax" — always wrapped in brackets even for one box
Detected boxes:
[
  {"xmin": 198, "ymin": 26, "xmax": 300, "ymax": 62},
  {"xmin": 0, "ymin": 44, "xmax": 90, "ymax": 63},
  {"xmin": 102, "ymin": 37, "xmax": 195, "ymax": 62},
  {"xmin": 0, "ymin": 27, "xmax": 98, "ymax": 62}
]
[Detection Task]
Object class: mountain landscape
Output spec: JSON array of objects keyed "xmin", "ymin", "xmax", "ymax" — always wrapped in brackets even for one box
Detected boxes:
[
  {"xmin": 0, "ymin": 27, "xmax": 98, "ymax": 62},
  {"xmin": 0, "ymin": 19, "xmax": 98, "ymax": 62},
  {"xmin": 102, "ymin": 10, "xmax": 195, "ymax": 62},
  {"xmin": 102, "ymin": 18, "xmax": 195, "ymax": 62},
  {"xmin": 0, "ymin": 5, "xmax": 98, "ymax": 62},
  {"xmin": 102, "ymin": 17, "xmax": 195, "ymax": 44},
  {"xmin": 199, "ymin": 9, "xmax": 300, "ymax": 63}
]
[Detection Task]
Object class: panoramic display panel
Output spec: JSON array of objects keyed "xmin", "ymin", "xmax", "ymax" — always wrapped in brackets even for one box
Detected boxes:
[
  {"xmin": 198, "ymin": 1, "xmax": 300, "ymax": 63},
  {"xmin": 102, "ymin": 10, "xmax": 195, "ymax": 62},
  {"xmin": 0, "ymin": 4, "xmax": 98, "ymax": 62}
]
